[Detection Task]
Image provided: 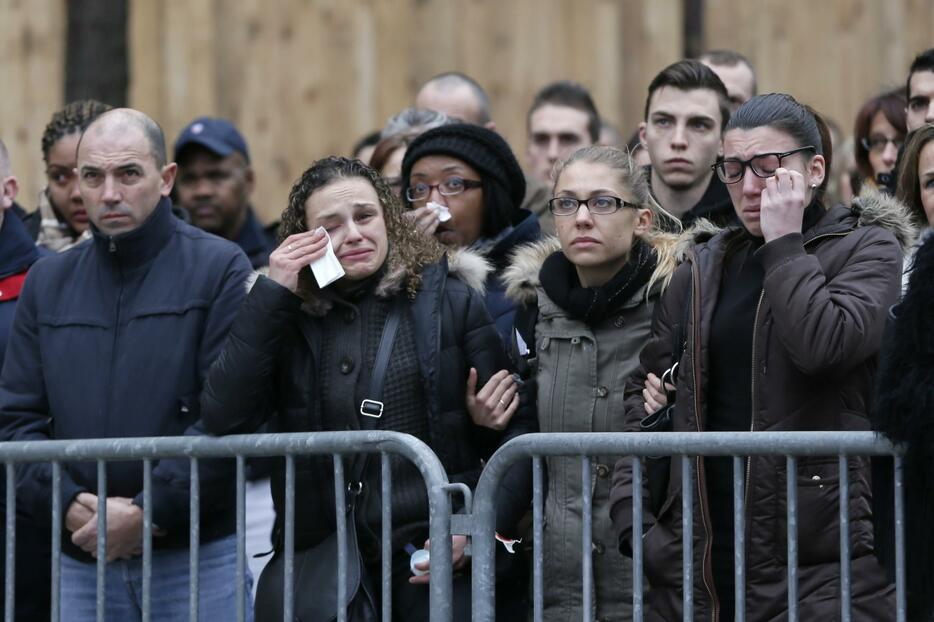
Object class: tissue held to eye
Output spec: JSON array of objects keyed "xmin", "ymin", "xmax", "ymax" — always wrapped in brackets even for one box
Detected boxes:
[{"xmin": 309, "ymin": 226, "xmax": 346, "ymax": 288}]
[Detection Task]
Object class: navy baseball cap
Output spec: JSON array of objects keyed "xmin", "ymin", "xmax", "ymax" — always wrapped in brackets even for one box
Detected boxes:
[{"xmin": 173, "ymin": 117, "xmax": 250, "ymax": 163}]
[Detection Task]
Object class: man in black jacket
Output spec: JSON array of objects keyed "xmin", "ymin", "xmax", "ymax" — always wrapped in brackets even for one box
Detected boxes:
[
  {"xmin": 0, "ymin": 109, "xmax": 253, "ymax": 619},
  {"xmin": 0, "ymin": 139, "xmax": 51, "ymax": 620}
]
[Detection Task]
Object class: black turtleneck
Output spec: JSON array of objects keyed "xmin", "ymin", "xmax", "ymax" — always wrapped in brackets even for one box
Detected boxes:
[{"xmin": 705, "ymin": 202, "xmax": 825, "ymax": 614}]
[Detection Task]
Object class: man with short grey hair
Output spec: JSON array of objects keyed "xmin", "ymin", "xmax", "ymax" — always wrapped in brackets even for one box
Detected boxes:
[
  {"xmin": 699, "ymin": 49, "xmax": 757, "ymax": 113},
  {"xmin": 0, "ymin": 109, "xmax": 253, "ymax": 620},
  {"xmin": 0, "ymin": 138, "xmax": 51, "ymax": 618}
]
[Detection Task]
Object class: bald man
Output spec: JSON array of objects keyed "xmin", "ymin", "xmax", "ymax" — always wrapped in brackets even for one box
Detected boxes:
[{"xmin": 0, "ymin": 109, "xmax": 253, "ymax": 620}]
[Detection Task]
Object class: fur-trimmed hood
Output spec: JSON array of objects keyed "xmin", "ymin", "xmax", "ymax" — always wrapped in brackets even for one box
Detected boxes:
[
  {"xmin": 674, "ymin": 187, "xmax": 918, "ymax": 262},
  {"xmin": 850, "ymin": 186, "xmax": 918, "ymax": 254},
  {"xmin": 246, "ymin": 247, "xmax": 492, "ymax": 316},
  {"xmin": 502, "ymin": 235, "xmax": 680, "ymax": 306}
]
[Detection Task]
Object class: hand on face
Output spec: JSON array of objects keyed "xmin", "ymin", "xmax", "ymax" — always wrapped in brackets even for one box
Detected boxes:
[
  {"xmin": 403, "ymin": 205, "xmax": 441, "ymax": 238},
  {"xmin": 759, "ymin": 167, "xmax": 807, "ymax": 243},
  {"xmin": 268, "ymin": 229, "xmax": 329, "ymax": 292}
]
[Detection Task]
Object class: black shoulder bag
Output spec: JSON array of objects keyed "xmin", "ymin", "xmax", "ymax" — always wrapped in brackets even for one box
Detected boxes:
[
  {"xmin": 255, "ymin": 298, "xmax": 404, "ymax": 622},
  {"xmin": 639, "ymin": 284, "xmax": 692, "ymax": 517}
]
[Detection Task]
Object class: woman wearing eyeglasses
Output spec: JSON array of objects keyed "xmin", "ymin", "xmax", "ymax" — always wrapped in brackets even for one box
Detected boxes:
[
  {"xmin": 400, "ymin": 124, "xmax": 542, "ymax": 346},
  {"xmin": 853, "ymin": 88, "xmax": 907, "ymax": 194},
  {"xmin": 611, "ymin": 93, "xmax": 913, "ymax": 620},
  {"xmin": 502, "ymin": 145, "xmax": 678, "ymax": 621}
]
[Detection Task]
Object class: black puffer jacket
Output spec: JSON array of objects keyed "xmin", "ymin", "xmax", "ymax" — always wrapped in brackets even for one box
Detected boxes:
[{"xmin": 201, "ymin": 250, "xmax": 536, "ymax": 550}]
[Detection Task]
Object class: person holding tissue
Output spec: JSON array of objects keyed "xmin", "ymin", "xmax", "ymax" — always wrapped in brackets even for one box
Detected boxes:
[
  {"xmin": 200, "ymin": 156, "xmax": 536, "ymax": 621},
  {"xmin": 401, "ymin": 124, "xmax": 541, "ymax": 343}
]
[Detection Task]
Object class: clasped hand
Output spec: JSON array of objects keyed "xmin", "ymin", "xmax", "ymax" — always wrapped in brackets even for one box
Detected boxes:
[{"xmin": 66, "ymin": 492, "xmax": 166, "ymax": 561}]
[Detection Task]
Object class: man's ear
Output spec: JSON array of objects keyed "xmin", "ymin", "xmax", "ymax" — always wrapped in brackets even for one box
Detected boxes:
[
  {"xmin": 484, "ymin": 121, "xmax": 497, "ymax": 132},
  {"xmin": 160, "ymin": 163, "xmax": 178, "ymax": 197},
  {"xmin": 1, "ymin": 176, "xmax": 19, "ymax": 209},
  {"xmin": 638, "ymin": 122, "xmax": 648, "ymax": 148}
]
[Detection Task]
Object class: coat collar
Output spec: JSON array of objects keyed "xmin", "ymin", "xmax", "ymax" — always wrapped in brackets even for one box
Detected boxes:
[
  {"xmin": 91, "ymin": 197, "xmax": 176, "ymax": 268},
  {"xmin": 0, "ymin": 209, "xmax": 40, "ymax": 279}
]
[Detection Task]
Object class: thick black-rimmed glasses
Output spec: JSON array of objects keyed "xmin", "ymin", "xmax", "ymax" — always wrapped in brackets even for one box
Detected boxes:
[
  {"xmin": 547, "ymin": 195, "xmax": 638, "ymax": 216},
  {"xmin": 712, "ymin": 145, "xmax": 816, "ymax": 184},
  {"xmin": 406, "ymin": 177, "xmax": 482, "ymax": 202}
]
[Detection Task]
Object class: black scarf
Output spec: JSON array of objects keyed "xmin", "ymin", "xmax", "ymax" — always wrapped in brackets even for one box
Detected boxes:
[{"xmin": 539, "ymin": 237, "xmax": 657, "ymax": 324}]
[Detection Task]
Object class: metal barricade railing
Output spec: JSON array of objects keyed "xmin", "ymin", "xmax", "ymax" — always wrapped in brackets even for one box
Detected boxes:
[
  {"xmin": 469, "ymin": 431, "xmax": 905, "ymax": 622},
  {"xmin": 0, "ymin": 431, "xmax": 456, "ymax": 622}
]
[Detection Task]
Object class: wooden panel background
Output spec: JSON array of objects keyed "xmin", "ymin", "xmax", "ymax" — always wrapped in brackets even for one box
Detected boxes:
[{"xmin": 1, "ymin": 0, "xmax": 931, "ymax": 224}]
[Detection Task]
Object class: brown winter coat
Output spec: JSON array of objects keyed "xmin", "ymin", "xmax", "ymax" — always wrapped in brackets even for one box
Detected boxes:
[{"xmin": 609, "ymin": 191, "xmax": 916, "ymax": 622}]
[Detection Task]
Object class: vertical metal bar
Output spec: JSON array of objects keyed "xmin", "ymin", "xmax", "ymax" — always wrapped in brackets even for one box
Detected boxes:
[
  {"xmin": 427, "ymin": 484, "xmax": 453, "ymax": 622},
  {"xmin": 333, "ymin": 456, "xmax": 347, "ymax": 622},
  {"xmin": 5, "ymin": 463, "xmax": 16, "ymax": 622},
  {"xmin": 581, "ymin": 457, "xmax": 593, "ymax": 622},
  {"xmin": 284, "ymin": 455, "xmax": 296, "ymax": 622},
  {"xmin": 96, "ymin": 460, "xmax": 107, "ymax": 622},
  {"xmin": 894, "ymin": 456, "xmax": 906, "ymax": 622},
  {"xmin": 51, "ymin": 462, "xmax": 61, "ymax": 622},
  {"xmin": 142, "ymin": 460, "xmax": 152, "ymax": 622},
  {"xmin": 532, "ymin": 457, "xmax": 544, "ymax": 622},
  {"xmin": 839, "ymin": 455, "xmax": 851, "ymax": 622},
  {"xmin": 189, "ymin": 458, "xmax": 199, "ymax": 622},
  {"xmin": 786, "ymin": 456, "xmax": 798, "ymax": 622},
  {"xmin": 236, "ymin": 456, "xmax": 246, "ymax": 622},
  {"xmin": 682, "ymin": 457, "xmax": 693, "ymax": 622},
  {"xmin": 380, "ymin": 453, "xmax": 392, "ymax": 622},
  {"xmin": 733, "ymin": 457, "xmax": 745, "ymax": 622},
  {"xmin": 632, "ymin": 457, "xmax": 643, "ymax": 622}
]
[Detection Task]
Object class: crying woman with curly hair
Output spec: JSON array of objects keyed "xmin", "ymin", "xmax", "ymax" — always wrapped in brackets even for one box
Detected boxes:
[{"xmin": 200, "ymin": 156, "xmax": 536, "ymax": 621}]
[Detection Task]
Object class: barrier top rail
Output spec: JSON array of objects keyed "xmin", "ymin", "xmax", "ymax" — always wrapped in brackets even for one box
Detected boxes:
[{"xmin": 0, "ymin": 430, "xmax": 449, "ymax": 470}]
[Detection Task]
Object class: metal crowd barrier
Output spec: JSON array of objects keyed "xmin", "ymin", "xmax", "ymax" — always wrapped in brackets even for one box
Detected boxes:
[
  {"xmin": 469, "ymin": 431, "xmax": 906, "ymax": 622},
  {"xmin": 0, "ymin": 431, "xmax": 456, "ymax": 622}
]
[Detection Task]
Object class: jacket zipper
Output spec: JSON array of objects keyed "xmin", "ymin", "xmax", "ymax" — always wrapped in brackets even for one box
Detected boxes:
[
  {"xmin": 107, "ymin": 239, "xmax": 123, "ymax": 444},
  {"xmin": 687, "ymin": 254, "xmax": 719, "ymax": 621},
  {"xmin": 744, "ymin": 290, "xmax": 765, "ymax": 512}
]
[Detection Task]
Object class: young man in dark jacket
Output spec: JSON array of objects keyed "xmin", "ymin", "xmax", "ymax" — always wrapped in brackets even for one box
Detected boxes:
[
  {"xmin": 640, "ymin": 59, "xmax": 738, "ymax": 229},
  {"xmin": 0, "ymin": 110, "xmax": 253, "ymax": 619}
]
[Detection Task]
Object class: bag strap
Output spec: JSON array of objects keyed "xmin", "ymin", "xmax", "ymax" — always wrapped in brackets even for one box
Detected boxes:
[{"xmin": 348, "ymin": 296, "xmax": 405, "ymax": 492}]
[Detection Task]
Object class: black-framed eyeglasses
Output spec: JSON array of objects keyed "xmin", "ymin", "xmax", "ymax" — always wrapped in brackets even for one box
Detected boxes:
[
  {"xmin": 547, "ymin": 195, "xmax": 638, "ymax": 216},
  {"xmin": 712, "ymin": 146, "xmax": 816, "ymax": 184},
  {"xmin": 860, "ymin": 135, "xmax": 902, "ymax": 153},
  {"xmin": 405, "ymin": 176, "xmax": 482, "ymax": 202}
]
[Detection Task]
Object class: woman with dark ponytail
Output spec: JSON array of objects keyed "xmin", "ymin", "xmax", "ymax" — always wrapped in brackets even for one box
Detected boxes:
[{"xmin": 611, "ymin": 93, "xmax": 915, "ymax": 620}]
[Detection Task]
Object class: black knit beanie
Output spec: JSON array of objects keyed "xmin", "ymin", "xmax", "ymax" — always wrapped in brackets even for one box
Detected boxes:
[{"xmin": 401, "ymin": 124, "xmax": 526, "ymax": 216}]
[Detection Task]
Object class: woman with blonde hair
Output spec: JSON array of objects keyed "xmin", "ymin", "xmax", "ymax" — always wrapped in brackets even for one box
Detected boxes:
[{"xmin": 500, "ymin": 145, "xmax": 677, "ymax": 620}]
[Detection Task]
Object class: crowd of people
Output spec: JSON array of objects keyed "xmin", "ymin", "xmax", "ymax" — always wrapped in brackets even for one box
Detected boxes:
[{"xmin": 0, "ymin": 44, "xmax": 932, "ymax": 621}]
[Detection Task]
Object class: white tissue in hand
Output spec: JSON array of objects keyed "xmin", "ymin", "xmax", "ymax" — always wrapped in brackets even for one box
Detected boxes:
[
  {"xmin": 310, "ymin": 227, "xmax": 345, "ymax": 288},
  {"xmin": 426, "ymin": 201, "xmax": 452, "ymax": 223}
]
